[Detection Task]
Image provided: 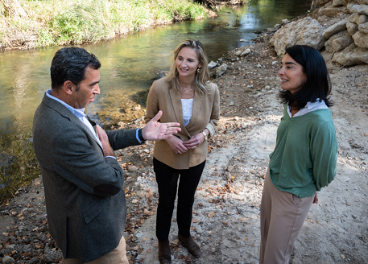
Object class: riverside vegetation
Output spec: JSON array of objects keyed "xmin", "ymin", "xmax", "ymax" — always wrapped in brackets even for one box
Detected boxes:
[
  {"xmin": 0, "ymin": 0, "xmax": 218, "ymax": 50},
  {"xmin": 0, "ymin": 0, "xmax": 246, "ymax": 202}
]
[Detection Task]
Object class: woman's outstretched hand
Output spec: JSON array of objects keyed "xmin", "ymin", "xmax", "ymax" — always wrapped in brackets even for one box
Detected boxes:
[{"xmin": 166, "ymin": 136, "xmax": 188, "ymax": 154}]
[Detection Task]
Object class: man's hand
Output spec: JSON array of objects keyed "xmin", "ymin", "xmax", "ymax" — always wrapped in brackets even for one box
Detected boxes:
[
  {"xmin": 96, "ymin": 125, "xmax": 114, "ymax": 157},
  {"xmin": 142, "ymin": 111, "xmax": 181, "ymax": 141}
]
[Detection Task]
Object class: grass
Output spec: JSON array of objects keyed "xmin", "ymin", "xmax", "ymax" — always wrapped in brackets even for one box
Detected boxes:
[{"xmin": 0, "ymin": 0, "xmax": 211, "ymax": 49}]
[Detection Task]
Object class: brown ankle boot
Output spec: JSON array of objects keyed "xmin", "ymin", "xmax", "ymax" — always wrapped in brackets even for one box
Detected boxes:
[
  {"xmin": 158, "ymin": 240, "xmax": 172, "ymax": 264},
  {"xmin": 178, "ymin": 233, "xmax": 201, "ymax": 258}
]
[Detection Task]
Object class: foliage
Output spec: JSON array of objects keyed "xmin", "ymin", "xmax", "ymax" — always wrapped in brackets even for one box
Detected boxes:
[
  {"xmin": 0, "ymin": 132, "xmax": 40, "ymax": 204},
  {"xmin": 0, "ymin": 0, "xmax": 210, "ymax": 49}
]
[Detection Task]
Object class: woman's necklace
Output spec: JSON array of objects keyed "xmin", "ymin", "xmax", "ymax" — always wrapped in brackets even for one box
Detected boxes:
[{"xmin": 180, "ymin": 85, "xmax": 194, "ymax": 98}]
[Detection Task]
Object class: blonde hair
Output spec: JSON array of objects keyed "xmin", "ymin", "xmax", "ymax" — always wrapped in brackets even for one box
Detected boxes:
[{"xmin": 166, "ymin": 39, "xmax": 210, "ymax": 95}]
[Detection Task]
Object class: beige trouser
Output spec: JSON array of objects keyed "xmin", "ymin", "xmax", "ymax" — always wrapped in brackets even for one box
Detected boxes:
[
  {"xmin": 259, "ymin": 169, "xmax": 314, "ymax": 264},
  {"xmin": 62, "ymin": 236, "xmax": 129, "ymax": 264}
]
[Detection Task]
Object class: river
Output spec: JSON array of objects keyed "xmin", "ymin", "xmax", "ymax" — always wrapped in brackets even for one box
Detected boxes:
[{"xmin": 0, "ymin": 0, "xmax": 311, "ymax": 195}]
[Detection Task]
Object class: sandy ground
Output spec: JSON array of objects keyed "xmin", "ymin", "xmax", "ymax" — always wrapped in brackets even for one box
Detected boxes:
[{"xmin": 1, "ymin": 41, "xmax": 367, "ymax": 263}]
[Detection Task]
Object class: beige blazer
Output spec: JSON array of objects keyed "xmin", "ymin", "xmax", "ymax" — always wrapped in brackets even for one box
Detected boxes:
[{"xmin": 145, "ymin": 77, "xmax": 220, "ymax": 169}]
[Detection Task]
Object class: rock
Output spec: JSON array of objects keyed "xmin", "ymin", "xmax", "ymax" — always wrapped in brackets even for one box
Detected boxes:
[
  {"xmin": 257, "ymin": 64, "xmax": 262, "ymax": 68},
  {"xmin": 350, "ymin": 13, "xmax": 368, "ymax": 25},
  {"xmin": 229, "ymin": 102, "xmax": 235, "ymax": 106},
  {"xmin": 332, "ymin": 0, "xmax": 344, "ymax": 7},
  {"xmin": 282, "ymin": 19, "xmax": 288, "ymax": 23},
  {"xmin": 216, "ymin": 63, "xmax": 227, "ymax": 77},
  {"xmin": 270, "ymin": 17, "xmax": 325, "ymax": 56},
  {"xmin": 352, "ymin": 31, "xmax": 368, "ymax": 48},
  {"xmin": 358, "ymin": 22, "xmax": 368, "ymax": 33},
  {"xmin": 347, "ymin": 21, "xmax": 359, "ymax": 35},
  {"xmin": 319, "ymin": 6, "xmax": 349, "ymax": 17},
  {"xmin": 235, "ymin": 50, "xmax": 242, "ymax": 56},
  {"xmin": 240, "ymin": 39, "xmax": 249, "ymax": 42},
  {"xmin": 325, "ymin": 30, "xmax": 351, "ymax": 52},
  {"xmin": 333, "ymin": 43, "xmax": 368, "ymax": 65},
  {"xmin": 347, "ymin": 3, "xmax": 368, "ymax": 16},
  {"xmin": 28, "ymin": 257, "xmax": 39, "ymax": 264},
  {"xmin": 322, "ymin": 18, "xmax": 349, "ymax": 39},
  {"xmin": 127, "ymin": 165, "xmax": 138, "ymax": 172},
  {"xmin": 332, "ymin": 33, "xmax": 354, "ymax": 51},
  {"xmin": 2, "ymin": 256, "xmax": 15, "ymax": 264},
  {"xmin": 241, "ymin": 48, "xmax": 251, "ymax": 56},
  {"xmin": 266, "ymin": 27, "xmax": 277, "ymax": 32},
  {"xmin": 208, "ymin": 61, "xmax": 217, "ymax": 69},
  {"xmin": 42, "ymin": 246, "xmax": 62, "ymax": 263}
]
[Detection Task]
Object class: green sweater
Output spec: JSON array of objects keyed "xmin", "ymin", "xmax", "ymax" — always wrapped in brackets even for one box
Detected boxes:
[{"xmin": 269, "ymin": 105, "xmax": 338, "ymax": 198}]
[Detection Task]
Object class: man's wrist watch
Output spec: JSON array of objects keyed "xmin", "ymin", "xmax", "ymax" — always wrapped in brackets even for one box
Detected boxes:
[
  {"xmin": 138, "ymin": 128, "xmax": 146, "ymax": 144},
  {"xmin": 201, "ymin": 131, "xmax": 208, "ymax": 141}
]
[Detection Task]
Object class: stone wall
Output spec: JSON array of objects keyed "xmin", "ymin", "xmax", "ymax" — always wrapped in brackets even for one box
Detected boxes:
[{"xmin": 270, "ymin": 0, "xmax": 368, "ymax": 66}]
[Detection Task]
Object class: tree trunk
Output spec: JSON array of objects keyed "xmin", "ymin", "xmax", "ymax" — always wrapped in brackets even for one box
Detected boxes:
[{"xmin": 1, "ymin": 0, "xmax": 28, "ymax": 18}]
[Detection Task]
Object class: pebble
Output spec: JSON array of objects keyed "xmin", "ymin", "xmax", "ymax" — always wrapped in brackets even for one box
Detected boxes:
[
  {"xmin": 240, "ymin": 39, "xmax": 249, "ymax": 42},
  {"xmin": 241, "ymin": 49, "xmax": 251, "ymax": 56},
  {"xmin": 208, "ymin": 61, "xmax": 217, "ymax": 69},
  {"xmin": 128, "ymin": 165, "xmax": 138, "ymax": 172},
  {"xmin": 257, "ymin": 64, "xmax": 262, "ymax": 68},
  {"xmin": 272, "ymin": 61, "xmax": 278, "ymax": 65},
  {"xmin": 2, "ymin": 256, "xmax": 15, "ymax": 264}
]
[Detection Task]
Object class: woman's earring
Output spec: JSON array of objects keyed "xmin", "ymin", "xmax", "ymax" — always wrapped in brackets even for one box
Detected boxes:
[{"xmin": 197, "ymin": 68, "xmax": 201, "ymax": 73}]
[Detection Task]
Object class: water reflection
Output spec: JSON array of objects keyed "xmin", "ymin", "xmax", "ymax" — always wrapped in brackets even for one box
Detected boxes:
[{"xmin": 0, "ymin": 0, "xmax": 311, "ymax": 195}]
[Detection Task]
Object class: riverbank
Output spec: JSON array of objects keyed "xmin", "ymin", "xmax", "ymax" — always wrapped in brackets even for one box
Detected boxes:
[
  {"xmin": 1, "ymin": 38, "xmax": 367, "ymax": 263},
  {"xmin": 0, "ymin": 0, "xmax": 218, "ymax": 51},
  {"xmin": 1, "ymin": 2, "xmax": 368, "ymax": 263}
]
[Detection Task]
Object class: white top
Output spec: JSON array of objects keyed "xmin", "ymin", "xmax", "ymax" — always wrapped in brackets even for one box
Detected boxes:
[
  {"xmin": 287, "ymin": 99, "xmax": 328, "ymax": 118},
  {"xmin": 181, "ymin": 98, "xmax": 194, "ymax": 127}
]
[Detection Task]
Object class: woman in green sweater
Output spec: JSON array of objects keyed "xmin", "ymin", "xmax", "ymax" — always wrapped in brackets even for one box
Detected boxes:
[{"xmin": 259, "ymin": 45, "xmax": 338, "ymax": 264}]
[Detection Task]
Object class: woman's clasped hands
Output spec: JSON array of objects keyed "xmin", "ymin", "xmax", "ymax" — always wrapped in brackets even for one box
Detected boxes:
[{"xmin": 165, "ymin": 132, "xmax": 206, "ymax": 154}]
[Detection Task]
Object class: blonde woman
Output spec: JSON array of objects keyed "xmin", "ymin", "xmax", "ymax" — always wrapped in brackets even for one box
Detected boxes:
[{"xmin": 145, "ymin": 39, "xmax": 220, "ymax": 263}]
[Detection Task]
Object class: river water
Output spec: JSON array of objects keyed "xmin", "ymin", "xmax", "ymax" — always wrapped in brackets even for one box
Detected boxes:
[{"xmin": 0, "ymin": 0, "xmax": 311, "ymax": 190}]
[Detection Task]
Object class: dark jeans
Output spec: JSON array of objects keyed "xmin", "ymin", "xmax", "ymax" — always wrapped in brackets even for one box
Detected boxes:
[{"xmin": 153, "ymin": 158, "xmax": 205, "ymax": 241}]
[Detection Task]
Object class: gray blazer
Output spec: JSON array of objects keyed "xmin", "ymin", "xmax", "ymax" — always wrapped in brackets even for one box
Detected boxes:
[{"xmin": 32, "ymin": 94, "xmax": 140, "ymax": 262}]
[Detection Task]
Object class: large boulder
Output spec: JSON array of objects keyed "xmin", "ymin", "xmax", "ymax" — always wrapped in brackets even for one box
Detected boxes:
[
  {"xmin": 312, "ymin": 0, "xmax": 332, "ymax": 10},
  {"xmin": 270, "ymin": 17, "xmax": 325, "ymax": 56},
  {"xmin": 333, "ymin": 0, "xmax": 344, "ymax": 6},
  {"xmin": 319, "ymin": 6, "xmax": 349, "ymax": 16},
  {"xmin": 352, "ymin": 30, "xmax": 368, "ymax": 48},
  {"xmin": 216, "ymin": 63, "xmax": 227, "ymax": 77},
  {"xmin": 350, "ymin": 0, "xmax": 368, "ymax": 4},
  {"xmin": 332, "ymin": 34, "xmax": 354, "ymax": 51},
  {"xmin": 347, "ymin": 3, "xmax": 368, "ymax": 15},
  {"xmin": 325, "ymin": 30, "xmax": 353, "ymax": 52},
  {"xmin": 349, "ymin": 13, "xmax": 368, "ymax": 24},
  {"xmin": 333, "ymin": 43, "xmax": 368, "ymax": 65},
  {"xmin": 322, "ymin": 17, "xmax": 349, "ymax": 38},
  {"xmin": 346, "ymin": 21, "xmax": 359, "ymax": 35},
  {"xmin": 358, "ymin": 22, "xmax": 368, "ymax": 33}
]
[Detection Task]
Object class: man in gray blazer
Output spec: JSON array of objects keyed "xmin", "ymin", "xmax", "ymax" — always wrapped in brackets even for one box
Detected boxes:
[{"xmin": 32, "ymin": 47, "xmax": 180, "ymax": 264}]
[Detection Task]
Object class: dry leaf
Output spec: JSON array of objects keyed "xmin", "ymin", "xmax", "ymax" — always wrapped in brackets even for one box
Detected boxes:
[{"xmin": 208, "ymin": 211, "xmax": 215, "ymax": 218}]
